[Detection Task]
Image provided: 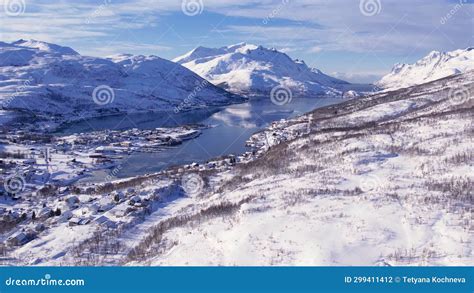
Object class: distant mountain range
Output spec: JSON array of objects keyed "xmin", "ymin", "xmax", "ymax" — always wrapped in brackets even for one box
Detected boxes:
[
  {"xmin": 0, "ymin": 39, "xmax": 242, "ymax": 124},
  {"xmin": 1, "ymin": 40, "xmax": 473, "ymax": 127},
  {"xmin": 377, "ymin": 47, "xmax": 474, "ymax": 89},
  {"xmin": 174, "ymin": 43, "xmax": 349, "ymax": 97}
]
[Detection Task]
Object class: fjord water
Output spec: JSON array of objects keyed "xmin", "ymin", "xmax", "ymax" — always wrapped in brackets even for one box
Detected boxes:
[{"xmin": 61, "ymin": 97, "xmax": 344, "ymax": 181}]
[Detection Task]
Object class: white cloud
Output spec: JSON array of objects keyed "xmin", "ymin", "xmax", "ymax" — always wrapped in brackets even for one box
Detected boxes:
[
  {"xmin": 0, "ymin": 0, "xmax": 169, "ymax": 41},
  {"xmin": 308, "ymin": 46, "xmax": 322, "ymax": 53},
  {"xmin": 0, "ymin": 0, "xmax": 471, "ymax": 78},
  {"xmin": 210, "ymin": 0, "xmax": 472, "ymax": 55},
  {"xmin": 275, "ymin": 47, "xmax": 295, "ymax": 53},
  {"xmin": 1, "ymin": 0, "xmax": 471, "ymax": 55},
  {"xmin": 332, "ymin": 71, "xmax": 387, "ymax": 84},
  {"xmin": 77, "ymin": 41, "xmax": 171, "ymax": 57}
]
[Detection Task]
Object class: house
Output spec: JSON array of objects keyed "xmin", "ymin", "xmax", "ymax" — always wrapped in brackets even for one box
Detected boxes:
[
  {"xmin": 88, "ymin": 203, "xmax": 100, "ymax": 214},
  {"xmin": 38, "ymin": 207, "xmax": 53, "ymax": 220},
  {"xmin": 94, "ymin": 215, "xmax": 109, "ymax": 225},
  {"xmin": 58, "ymin": 210, "xmax": 73, "ymax": 222},
  {"xmin": 114, "ymin": 206, "xmax": 130, "ymax": 218},
  {"xmin": 7, "ymin": 230, "xmax": 36, "ymax": 246},
  {"xmin": 3, "ymin": 210, "xmax": 20, "ymax": 222},
  {"xmin": 97, "ymin": 198, "xmax": 114, "ymax": 212},
  {"xmin": 68, "ymin": 217, "xmax": 90, "ymax": 226},
  {"xmin": 65, "ymin": 195, "xmax": 80, "ymax": 208},
  {"xmin": 89, "ymin": 153, "xmax": 106, "ymax": 159},
  {"xmin": 68, "ymin": 218, "xmax": 81, "ymax": 226},
  {"xmin": 79, "ymin": 218, "xmax": 91, "ymax": 225},
  {"xmin": 33, "ymin": 223, "xmax": 46, "ymax": 232},
  {"xmin": 94, "ymin": 215, "xmax": 117, "ymax": 229},
  {"xmin": 94, "ymin": 146, "xmax": 116, "ymax": 154},
  {"xmin": 56, "ymin": 141, "xmax": 72, "ymax": 152},
  {"xmin": 7, "ymin": 232, "xmax": 28, "ymax": 246},
  {"xmin": 128, "ymin": 195, "xmax": 142, "ymax": 206},
  {"xmin": 58, "ymin": 187, "xmax": 70, "ymax": 195},
  {"xmin": 112, "ymin": 191, "xmax": 125, "ymax": 202}
]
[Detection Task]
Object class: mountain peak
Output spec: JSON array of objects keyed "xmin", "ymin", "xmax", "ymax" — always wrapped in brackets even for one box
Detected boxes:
[
  {"xmin": 174, "ymin": 43, "xmax": 348, "ymax": 97},
  {"xmin": 11, "ymin": 39, "xmax": 79, "ymax": 55},
  {"xmin": 377, "ymin": 47, "xmax": 474, "ymax": 89},
  {"xmin": 427, "ymin": 50, "xmax": 441, "ymax": 57},
  {"xmin": 0, "ymin": 39, "xmax": 242, "ymax": 123},
  {"xmin": 226, "ymin": 42, "xmax": 250, "ymax": 49},
  {"xmin": 224, "ymin": 43, "xmax": 259, "ymax": 55}
]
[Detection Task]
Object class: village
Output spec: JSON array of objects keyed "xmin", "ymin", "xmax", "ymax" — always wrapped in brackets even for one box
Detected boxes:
[
  {"xmin": 0, "ymin": 177, "xmax": 173, "ymax": 256},
  {"xmin": 0, "ymin": 118, "xmax": 291, "ymax": 260},
  {"xmin": 0, "ymin": 92, "xmax": 401, "ymax": 264},
  {"xmin": 0, "ymin": 123, "xmax": 210, "ymax": 253},
  {"xmin": 0, "ymin": 124, "xmax": 205, "ymax": 189},
  {"xmin": 0, "ymin": 69, "xmax": 471, "ymax": 266}
]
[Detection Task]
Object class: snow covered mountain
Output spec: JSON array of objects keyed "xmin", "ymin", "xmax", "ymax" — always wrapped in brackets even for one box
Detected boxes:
[
  {"xmin": 377, "ymin": 47, "xmax": 474, "ymax": 90},
  {"xmin": 7, "ymin": 70, "xmax": 471, "ymax": 266},
  {"xmin": 173, "ymin": 43, "xmax": 349, "ymax": 97},
  {"xmin": 0, "ymin": 40, "xmax": 242, "ymax": 125}
]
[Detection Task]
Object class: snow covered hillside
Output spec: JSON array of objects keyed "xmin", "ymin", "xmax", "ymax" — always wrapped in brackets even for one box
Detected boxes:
[
  {"xmin": 138, "ymin": 72, "xmax": 473, "ymax": 266},
  {"xmin": 173, "ymin": 43, "xmax": 349, "ymax": 97},
  {"xmin": 0, "ymin": 39, "xmax": 242, "ymax": 126},
  {"xmin": 3, "ymin": 70, "xmax": 471, "ymax": 266},
  {"xmin": 377, "ymin": 47, "xmax": 474, "ymax": 90}
]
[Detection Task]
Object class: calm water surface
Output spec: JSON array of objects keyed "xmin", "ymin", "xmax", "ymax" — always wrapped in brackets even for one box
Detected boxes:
[{"xmin": 59, "ymin": 97, "xmax": 344, "ymax": 182}]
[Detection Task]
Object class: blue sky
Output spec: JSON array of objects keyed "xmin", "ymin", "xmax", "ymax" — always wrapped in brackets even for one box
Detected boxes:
[{"xmin": 1, "ymin": 0, "xmax": 473, "ymax": 82}]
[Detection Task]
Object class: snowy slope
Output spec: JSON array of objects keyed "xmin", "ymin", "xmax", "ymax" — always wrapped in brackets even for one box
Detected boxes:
[
  {"xmin": 6, "ymin": 71, "xmax": 471, "ymax": 266},
  {"xmin": 138, "ymin": 72, "xmax": 473, "ymax": 266},
  {"xmin": 0, "ymin": 40, "xmax": 242, "ymax": 124},
  {"xmin": 173, "ymin": 43, "xmax": 349, "ymax": 97},
  {"xmin": 377, "ymin": 47, "xmax": 474, "ymax": 90}
]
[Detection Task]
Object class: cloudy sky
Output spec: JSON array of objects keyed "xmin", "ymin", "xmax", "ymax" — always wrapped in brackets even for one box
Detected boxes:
[{"xmin": 0, "ymin": 0, "xmax": 473, "ymax": 82}]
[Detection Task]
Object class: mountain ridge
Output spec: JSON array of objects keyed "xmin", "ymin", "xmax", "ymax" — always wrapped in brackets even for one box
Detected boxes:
[
  {"xmin": 0, "ymin": 39, "xmax": 243, "ymax": 127},
  {"xmin": 174, "ymin": 43, "xmax": 349, "ymax": 97},
  {"xmin": 377, "ymin": 47, "xmax": 474, "ymax": 89}
]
